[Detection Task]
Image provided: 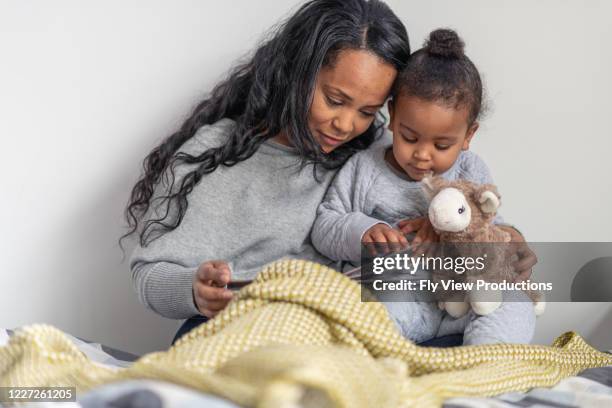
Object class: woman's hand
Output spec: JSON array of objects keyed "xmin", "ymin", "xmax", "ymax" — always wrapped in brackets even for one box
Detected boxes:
[
  {"xmin": 498, "ymin": 226, "xmax": 537, "ymax": 282},
  {"xmin": 362, "ymin": 223, "xmax": 408, "ymax": 255},
  {"xmin": 192, "ymin": 260, "xmax": 234, "ymax": 318},
  {"xmin": 397, "ymin": 216, "xmax": 439, "ymax": 254}
]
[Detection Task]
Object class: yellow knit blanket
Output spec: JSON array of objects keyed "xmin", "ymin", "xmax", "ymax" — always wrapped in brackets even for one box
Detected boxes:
[{"xmin": 1, "ymin": 259, "xmax": 611, "ymax": 407}]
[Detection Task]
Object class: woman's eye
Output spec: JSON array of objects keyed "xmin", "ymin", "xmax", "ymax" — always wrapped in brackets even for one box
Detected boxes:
[
  {"xmin": 458, "ymin": 206, "xmax": 465, "ymax": 214},
  {"xmin": 326, "ymin": 96, "xmax": 342, "ymax": 106},
  {"xmin": 360, "ymin": 110, "xmax": 376, "ymax": 117}
]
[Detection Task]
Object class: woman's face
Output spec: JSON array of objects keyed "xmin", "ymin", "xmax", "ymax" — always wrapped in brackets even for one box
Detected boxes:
[{"xmin": 309, "ymin": 49, "xmax": 397, "ymax": 153}]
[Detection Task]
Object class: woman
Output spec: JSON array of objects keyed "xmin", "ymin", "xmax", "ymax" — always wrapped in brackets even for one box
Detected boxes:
[{"xmin": 121, "ymin": 0, "xmax": 411, "ymax": 343}]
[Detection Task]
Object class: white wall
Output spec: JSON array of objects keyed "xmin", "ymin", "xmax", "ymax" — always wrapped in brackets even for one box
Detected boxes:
[{"xmin": 1, "ymin": 0, "xmax": 610, "ymax": 355}]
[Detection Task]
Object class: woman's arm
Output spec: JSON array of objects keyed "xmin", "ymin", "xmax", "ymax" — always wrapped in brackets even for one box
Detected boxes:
[
  {"xmin": 497, "ymin": 225, "xmax": 537, "ymax": 282},
  {"xmin": 131, "ymin": 261, "xmax": 201, "ymax": 319},
  {"xmin": 128, "ymin": 121, "xmax": 236, "ymax": 319}
]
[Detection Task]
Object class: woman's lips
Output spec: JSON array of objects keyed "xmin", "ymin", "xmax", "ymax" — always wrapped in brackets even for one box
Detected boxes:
[{"xmin": 319, "ymin": 131, "xmax": 345, "ymax": 146}]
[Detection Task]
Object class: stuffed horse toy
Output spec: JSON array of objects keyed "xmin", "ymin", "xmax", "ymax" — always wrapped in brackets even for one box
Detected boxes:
[{"xmin": 422, "ymin": 175, "xmax": 545, "ymax": 317}]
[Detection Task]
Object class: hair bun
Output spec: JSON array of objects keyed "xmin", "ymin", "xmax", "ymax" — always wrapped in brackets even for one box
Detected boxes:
[{"xmin": 425, "ymin": 28, "xmax": 464, "ymax": 58}]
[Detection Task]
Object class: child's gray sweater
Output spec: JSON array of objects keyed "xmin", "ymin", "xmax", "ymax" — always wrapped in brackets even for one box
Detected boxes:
[
  {"xmin": 311, "ymin": 143, "xmax": 504, "ymax": 264},
  {"xmin": 310, "ymin": 144, "xmax": 535, "ymax": 346}
]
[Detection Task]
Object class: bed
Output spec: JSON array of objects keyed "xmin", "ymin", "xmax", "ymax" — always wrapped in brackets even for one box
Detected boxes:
[
  {"xmin": 2, "ymin": 327, "xmax": 610, "ymax": 407},
  {"xmin": 1, "ymin": 260, "xmax": 610, "ymax": 407}
]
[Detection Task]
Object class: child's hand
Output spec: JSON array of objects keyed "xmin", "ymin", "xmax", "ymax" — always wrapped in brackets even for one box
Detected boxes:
[
  {"xmin": 192, "ymin": 260, "xmax": 234, "ymax": 318},
  {"xmin": 397, "ymin": 216, "xmax": 439, "ymax": 255},
  {"xmin": 362, "ymin": 223, "xmax": 408, "ymax": 256}
]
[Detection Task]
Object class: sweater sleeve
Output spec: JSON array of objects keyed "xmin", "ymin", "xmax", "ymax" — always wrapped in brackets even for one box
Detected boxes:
[
  {"xmin": 311, "ymin": 152, "xmax": 388, "ymax": 264},
  {"xmin": 128, "ymin": 121, "xmax": 233, "ymax": 320},
  {"xmin": 131, "ymin": 261, "xmax": 200, "ymax": 319}
]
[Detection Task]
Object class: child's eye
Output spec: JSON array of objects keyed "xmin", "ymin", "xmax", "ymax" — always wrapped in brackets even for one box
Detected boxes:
[
  {"xmin": 435, "ymin": 144, "xmax": 451, "ymax": 150},
  {"xmin": 402, "ymin": 134, "xmax": 417, "ymax": 143},
  {"xmin": 326, "ymin": 96, "xmax": 343, "ymax": 106}
]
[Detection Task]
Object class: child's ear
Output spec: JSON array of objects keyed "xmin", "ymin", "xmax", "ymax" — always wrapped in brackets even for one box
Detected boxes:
[
  {"xmin": 462, "ymin": 121, "xmax": 479, "ymax": 150},
  {"xmin": 387, "ymin": 99, "xmax": 395, "ymax": 129}
]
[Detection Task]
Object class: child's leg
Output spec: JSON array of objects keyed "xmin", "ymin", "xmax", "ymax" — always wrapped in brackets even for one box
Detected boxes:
[
  {"xmin": 435, "ymin": 312, "xmax": 470, "ymax": 338},
  {"xmin": 462, "ymin": 290, "xmax": 536, "ymax": 345},
  {"xmin": 383, "ymin": 301, "xmax": 444, "ymax": 343}
]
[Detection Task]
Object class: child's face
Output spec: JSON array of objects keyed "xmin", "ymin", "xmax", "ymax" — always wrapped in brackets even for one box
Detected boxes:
[{"xmin": 388, "ymin": 95, "xmax": 478, "ymax": 181}]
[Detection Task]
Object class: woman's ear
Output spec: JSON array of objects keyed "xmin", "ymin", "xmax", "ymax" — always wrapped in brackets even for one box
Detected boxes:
[
  {"xmin": 387, "ymin": 99, "xmax": 395, "ymax": 129},
  {"xmin": 462, "ymin": 121, "xmax": 479, "ymax": 150}
]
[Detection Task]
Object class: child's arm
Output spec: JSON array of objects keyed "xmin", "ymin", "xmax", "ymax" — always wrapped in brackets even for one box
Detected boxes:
[{"xmin": 311, "ymin": 154, "xmax": 390, "ymax": 264}]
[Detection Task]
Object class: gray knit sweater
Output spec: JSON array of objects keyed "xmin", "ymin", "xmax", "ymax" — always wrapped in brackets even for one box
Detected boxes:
[
  {"xmin": 129, "ymin": 119, "xmax": 337, "ymax": 319},
  {"xmin": 311, "ymin": 143, "xmax": 504, "ymax": 264}
]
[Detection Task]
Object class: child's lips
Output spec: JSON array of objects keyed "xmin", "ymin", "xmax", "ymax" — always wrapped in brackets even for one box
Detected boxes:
[{"xmin": 408, "ymin": 164, "xmax": 430, "ymax": 173}]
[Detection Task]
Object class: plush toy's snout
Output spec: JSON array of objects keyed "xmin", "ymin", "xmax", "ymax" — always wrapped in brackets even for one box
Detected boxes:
[{"xmin": 428, "ymin": 187, "xmax": 472, "ymax": 232}]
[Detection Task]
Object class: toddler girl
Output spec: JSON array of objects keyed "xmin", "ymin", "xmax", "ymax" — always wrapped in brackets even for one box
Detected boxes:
[{"xmin": 311, "ymin": 29, "xmax": 535, "ymax": 345}]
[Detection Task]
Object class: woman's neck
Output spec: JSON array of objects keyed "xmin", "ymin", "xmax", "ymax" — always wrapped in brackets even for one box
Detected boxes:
[{"xmin": 271, "ymin": 132, "xmax": 292, "ymax": 147}]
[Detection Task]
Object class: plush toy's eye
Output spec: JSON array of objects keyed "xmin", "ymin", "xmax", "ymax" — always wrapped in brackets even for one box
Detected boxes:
[{"xmin": 458, "ymin": 206, "xmax": 465, "ymax": 214}]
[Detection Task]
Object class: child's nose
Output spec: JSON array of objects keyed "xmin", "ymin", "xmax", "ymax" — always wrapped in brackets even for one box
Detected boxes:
[{"xmin": 413, "ymin": 147, "xmax": 431, "ymax": 161}]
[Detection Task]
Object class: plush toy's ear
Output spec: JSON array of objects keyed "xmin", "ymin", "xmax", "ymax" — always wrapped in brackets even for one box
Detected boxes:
[
  {"xmin": 421, "ymin": 173, "xmax": 442, "ymax": 199},
  {"xmin": 476, "ymin": 185, "xmax": 501, "ymax": 214}
]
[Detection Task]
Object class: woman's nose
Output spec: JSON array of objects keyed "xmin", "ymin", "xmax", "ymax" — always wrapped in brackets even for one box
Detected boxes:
[{"xmin": 331, "ymin": 111, "xmax": 354, "ymax": 136}]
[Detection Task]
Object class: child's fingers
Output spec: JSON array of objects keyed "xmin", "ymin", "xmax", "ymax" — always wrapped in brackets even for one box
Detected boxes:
[
  {"xmin": 397, "ymin": 231, "xmax": 409, "ymax": 249},
  {"xmin": 422, "ymin": 227, "xmax": 438, "ymax": 256},
  {"xmin": 391, "ymin": 229, "xmax": 410, "ymax": 253},
  {"xmin": 411, "ymin": 227, "xmax": 427, "ymax": 250},
  {"xmin": 362, "ymin": 233, "xmax": 378, "ymax": 257},
  {"xmin": 362, "ymin": 232, "xmax": 373, "ymax": 244},
  {"xmin": 372, "ymin": 230, "xmax": 390, "ymax": 255},
  {"xmin": 364, "ymin": 242, "xmax": 377, "ymax": 257},
  {"xmin": 398, "ymin": 218, "xmax": 424, "ymax": 234},
  {"xmin": 414, "ymin": 244, "xmax": 427, "ymax": 256},
  {"xmin": 384, "ymin": 230, "xmax": 403, "ymax": 253},
  {"xmin": 413, "ymin": 224, "xmax": 435, "ymax": 254},
  {"xmin": 424, "ymin": 229, "xmax": 438, "ymax": 257},
  {"xmin": 397, "ymin": 219, "xmax": 409, "ymax": 227},
  {"xmin": 397, "ymin": 219, "xmax": 410, "ymax": 229},
  {"xmin": 368, "ymin": 229, "xmax": 383, "ymax": 242}
]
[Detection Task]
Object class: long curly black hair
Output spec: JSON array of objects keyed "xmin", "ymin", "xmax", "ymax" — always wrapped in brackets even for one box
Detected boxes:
[{"xmin": 120, "ymin": 0, "xmax": 410, "ymax": 249}]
